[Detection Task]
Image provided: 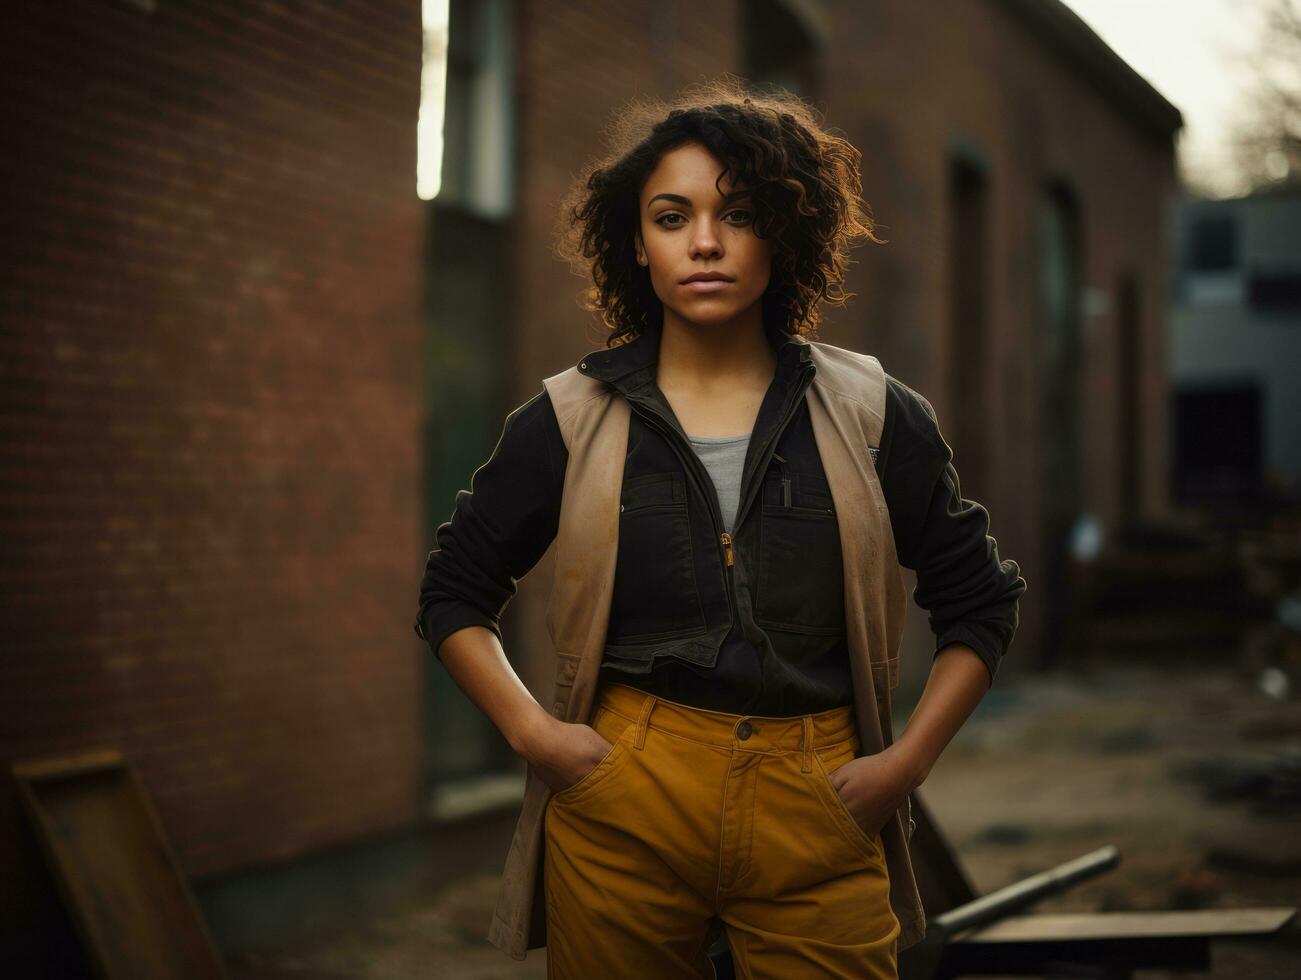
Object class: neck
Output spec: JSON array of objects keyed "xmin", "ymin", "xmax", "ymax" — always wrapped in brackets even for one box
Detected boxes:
[{"xmin": 655, "ymin": 307, "xmax": 777, "ymax": 395}]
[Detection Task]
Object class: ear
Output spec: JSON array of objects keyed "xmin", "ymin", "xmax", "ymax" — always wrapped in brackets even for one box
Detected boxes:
[{"xmin": 634, "ymin": 231, "xmax": 647, "ymax": 266}]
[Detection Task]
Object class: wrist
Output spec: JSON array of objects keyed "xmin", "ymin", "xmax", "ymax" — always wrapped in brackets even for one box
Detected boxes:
[
  {"xmin": 508, "ymin": 706, "xmax": 558, "ymax": 763},
  {"xmin": 889, "ymin": 737, "xmax": 934, "ymax": 790}
]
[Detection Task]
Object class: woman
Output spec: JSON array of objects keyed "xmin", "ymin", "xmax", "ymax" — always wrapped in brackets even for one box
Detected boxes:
[{"xmin": 416, "ymin": 77, "xmax": 1026, "ymax": 979}]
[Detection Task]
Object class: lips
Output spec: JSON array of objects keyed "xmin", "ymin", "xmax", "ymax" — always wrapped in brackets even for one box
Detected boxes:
[
  {"xmin": 682, "ymin": 278, "xmax": 733, "ymax": 293},
  {"xmin": 681, "ymin": 272, "xmax": 734, "ymax": 294}
]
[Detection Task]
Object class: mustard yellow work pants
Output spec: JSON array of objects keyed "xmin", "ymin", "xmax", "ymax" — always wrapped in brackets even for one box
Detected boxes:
[{"xmin": 544, "ymin": 682, "xmax": 900, "ymax": 979}]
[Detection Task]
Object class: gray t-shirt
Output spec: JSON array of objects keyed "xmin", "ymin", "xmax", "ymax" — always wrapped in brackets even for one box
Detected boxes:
[{"xmin": 687, "ymin": 431, "xmax": 751, "ymax": 533}]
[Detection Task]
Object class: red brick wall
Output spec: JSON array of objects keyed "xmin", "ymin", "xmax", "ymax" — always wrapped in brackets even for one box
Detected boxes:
[
  {"xmin": 0, "ymin": 0, "xmax": 425, "ymax": 922},
  {"xmin": 818, "ymin": 0, "xmax": 1177, "ymax": 669}
]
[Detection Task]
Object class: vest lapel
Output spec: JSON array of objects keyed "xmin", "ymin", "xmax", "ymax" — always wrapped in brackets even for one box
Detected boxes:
[
  {"xmin": 805, "ymin": 340, "xmax": 925, "ymax": 948},
  {"xmin": 544, "ymin": 379, "xmax": 631, "ymax": 724},
  {"xmin": 488, "ymin": 365, "xmax": 629, "ymax": 959}
]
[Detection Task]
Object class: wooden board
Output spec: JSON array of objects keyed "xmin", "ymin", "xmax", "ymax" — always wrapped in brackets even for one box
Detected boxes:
[
  {"xmin": 954, "ymin": 907, "xmax": 1297, "ymax": 943},
  {"xmin": 12, "ymin": 748, "xmax": 225, "ymax": 980}
]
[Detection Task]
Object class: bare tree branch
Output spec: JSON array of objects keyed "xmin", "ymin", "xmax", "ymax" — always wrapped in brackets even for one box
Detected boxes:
[{"xmin": 1231, "ymin": 0, "xmax": 1301, "ymax": 191}]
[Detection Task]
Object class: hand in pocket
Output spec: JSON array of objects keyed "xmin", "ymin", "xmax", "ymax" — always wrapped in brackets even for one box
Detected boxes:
[
  {"xmin": 828, "ymin": 748, "xmax": 912, "ymax": 840},
  {"xmin": 534, "ymin": 719, "xmax": 615, "ymax": 794}
]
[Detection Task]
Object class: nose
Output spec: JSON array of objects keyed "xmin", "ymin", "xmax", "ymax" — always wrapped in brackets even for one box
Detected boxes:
[{"xmin": 688, "ymin": 218, "xmax": 723, "ymax": 261}]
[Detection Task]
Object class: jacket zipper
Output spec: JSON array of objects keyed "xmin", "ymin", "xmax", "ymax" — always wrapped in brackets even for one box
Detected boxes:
[
  {"xmin": 627, "ymin": 360, "xmax": 816, "ymax": 631},
  {"xmin": 627, "ymin": 408, "xmax": 739, "ymax": 623}
]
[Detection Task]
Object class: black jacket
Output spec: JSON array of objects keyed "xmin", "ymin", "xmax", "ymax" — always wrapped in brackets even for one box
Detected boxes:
[{"xmin": 416, "ymin": 325, "xmax": 1026, "ymax": 716}]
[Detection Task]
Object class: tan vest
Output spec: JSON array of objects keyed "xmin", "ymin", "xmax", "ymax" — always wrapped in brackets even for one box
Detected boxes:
[{"xmin": 486, "ymin": 335, "xmax": 925, "ymax": 960}]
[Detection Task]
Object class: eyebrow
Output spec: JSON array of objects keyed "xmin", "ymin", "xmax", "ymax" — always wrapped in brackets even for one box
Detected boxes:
[{"xmin": 647, "ymin": 190, "xmax": 753, "ymax": 208}]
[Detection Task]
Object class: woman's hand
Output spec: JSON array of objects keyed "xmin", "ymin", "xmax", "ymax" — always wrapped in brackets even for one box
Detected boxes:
[
  {"xmin": 828, "ymin": 644, "xmax": 991, "ymax": 837},
  {"xmin": 520, "ymin": 716, "xmax": 615, "ymax": 794},
  {"xmin": 827, "ymin": 744, "xmax": 920, "ymax": 839}
]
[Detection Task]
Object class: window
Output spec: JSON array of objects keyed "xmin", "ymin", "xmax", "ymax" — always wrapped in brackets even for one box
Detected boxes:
[
  {"xmin": 742, "ymin": 0, "xmax": 827, "ymax": 101},
  {"xmin": 1037, "ymin": 181, "xmax": 1085, "ymax": 668},
  {"xmin": 1247, "ymin": 272, "xmax": 1301, "ymax": 315},
  {"xmin": 1186, "ymin": 214, "xmax": 1237, "ymax": 272},
  {"xmin": 418, "ymin": 0, "xmax": 515, "ymax": 217},
  {"xmin": 1173, "ymin": 383, "xmax": 1263, "ymax": 502},
  {"xmin": 947, "ymin": 152, "xmax": 991, "ymax": 500},
  {"xmin": 1116, "ymin": 272, "xmax": 1145, "ymax": 519},
  {"xmin": 420, "ymin": 0, "xmax": 520, "ymax": 816}
]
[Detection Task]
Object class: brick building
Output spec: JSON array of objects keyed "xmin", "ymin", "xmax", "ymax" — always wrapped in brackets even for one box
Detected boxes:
[
  {"xmin": 2, "ymin": 0, "xmax": 1179, "ymax": 966},
  {"xmin": 1, "ymin": 0, "xmax": 426, "ymax": 968}
]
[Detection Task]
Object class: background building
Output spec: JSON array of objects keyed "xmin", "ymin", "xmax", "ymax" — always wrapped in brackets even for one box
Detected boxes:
[{"xmin": 1169, "ymin": 185, "xmax": 1301, "ymax": 508}]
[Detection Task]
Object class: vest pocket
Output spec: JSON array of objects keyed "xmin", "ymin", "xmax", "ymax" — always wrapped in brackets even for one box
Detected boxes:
[
  {"xmin": 755, "ymin": 470, "xmax": 845, "ymax": 635},
  {"xmin": 607, "ymin": 471, "xmax": 706, "ymax": 642}
]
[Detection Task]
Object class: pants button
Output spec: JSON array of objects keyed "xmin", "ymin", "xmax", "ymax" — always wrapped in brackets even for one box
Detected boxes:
[{"xmin": 736, "ymin": 720, "xmax": 753, "ymax": 740}]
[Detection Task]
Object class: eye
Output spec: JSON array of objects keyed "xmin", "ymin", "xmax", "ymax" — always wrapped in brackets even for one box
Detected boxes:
[{"xmin": 653, "ymin": 209, "xmax": 753, "ymax": 229}]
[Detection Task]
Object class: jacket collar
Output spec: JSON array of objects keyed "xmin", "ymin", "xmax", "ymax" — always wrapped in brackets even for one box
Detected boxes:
[{"xmin": 576, "ymin": 315, "xmax": 813, "ymax": 395}]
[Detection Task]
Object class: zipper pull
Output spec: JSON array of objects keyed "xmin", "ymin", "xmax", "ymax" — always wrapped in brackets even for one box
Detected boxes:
[
  {"xmin": 720, "ymin": 531, "xmax": 735, "ymax": 567},
  {"xmin": 773, "ymin": 452, "xmax": 792, "ymax": 508}
]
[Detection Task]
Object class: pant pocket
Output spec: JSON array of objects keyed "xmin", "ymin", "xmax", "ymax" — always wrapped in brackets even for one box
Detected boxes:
[
  {"xmin": 550, "ymin": 706, "xmax": 637, "ymax": 806},
  {"xmin": 809, "ymin": 743, "xmax": 883, "ymax": 863}
]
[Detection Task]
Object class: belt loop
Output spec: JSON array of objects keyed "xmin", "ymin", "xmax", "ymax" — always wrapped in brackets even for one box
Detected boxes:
[
  {"xmin": 634, "ymin": 694, "xmax": 657, "ymax": 751},
  {"xmin": 802, "ymin": 716, "xmax": 814, "ymax": 773}
]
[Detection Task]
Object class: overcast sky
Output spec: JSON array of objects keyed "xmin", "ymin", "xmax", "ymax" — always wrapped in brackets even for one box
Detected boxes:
[{"xmin": 1061, "ymin": 0, "xmax": 1270, "ymax": 197}]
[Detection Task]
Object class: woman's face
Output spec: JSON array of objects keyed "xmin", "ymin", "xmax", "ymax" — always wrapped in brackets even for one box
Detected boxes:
[{"xmin": 635, "ymin": 142, "xmax": 772, "ymax": 330}]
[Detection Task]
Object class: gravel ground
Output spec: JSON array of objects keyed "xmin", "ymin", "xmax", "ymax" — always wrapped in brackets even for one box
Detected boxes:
[{"xmin": 228, "ymin": 662, "xmax": 1301, "ymax": 979}]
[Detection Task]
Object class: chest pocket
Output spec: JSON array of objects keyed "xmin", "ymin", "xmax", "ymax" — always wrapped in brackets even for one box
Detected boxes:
[
  {"xmin": 755, "ymin": 456, "xmax": 845, "ymax": 635},
  {"xmin": 608, "ymin": 471, "xmax": 706, "ymax": 643}
]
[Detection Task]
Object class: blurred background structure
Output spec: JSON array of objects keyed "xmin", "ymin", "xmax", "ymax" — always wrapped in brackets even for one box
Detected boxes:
[{"xmin": 2, "ymin": 1, "xmax": 1298, "ymax": 977}]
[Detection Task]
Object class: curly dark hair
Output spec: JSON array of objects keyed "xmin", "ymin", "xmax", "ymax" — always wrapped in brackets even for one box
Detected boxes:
[{"xmin": 553, "ymin": 74, "xmax": 886, "ymax": 349}]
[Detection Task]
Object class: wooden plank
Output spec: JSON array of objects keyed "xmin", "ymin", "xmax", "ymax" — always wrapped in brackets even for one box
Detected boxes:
[
  {"xmin": 953, "ymin": 907, "xmax": 1297, "ymax": 943},
  {"xmin": 942, "ymin": 932, "xmax": 1210, "ymax": 975},
  {"xmin": 12, "ymin": 748, "xmax": 226, "ymax": 980},
  {"xmin": 12, "ymin": 748, "xmax": 123, "ymax": 782}
]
